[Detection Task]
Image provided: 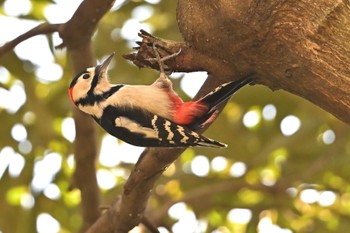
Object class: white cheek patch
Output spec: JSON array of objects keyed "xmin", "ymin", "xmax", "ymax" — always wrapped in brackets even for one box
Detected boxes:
[
  {"xmin": 73, "ymin": 81, "xmax": 90, "ymax": 101},
  {"xmin": 72, "ymin": 68, "xmax": 96, "ymax": 101}
]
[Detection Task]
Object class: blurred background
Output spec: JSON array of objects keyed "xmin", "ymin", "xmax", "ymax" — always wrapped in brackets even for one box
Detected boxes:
[{"xmin": 0, "ymin": 0, "xmax": 350, "ymax": 232}]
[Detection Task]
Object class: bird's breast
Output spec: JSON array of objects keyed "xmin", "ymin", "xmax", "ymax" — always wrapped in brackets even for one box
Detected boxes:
[{"xmin": 103, "ymin": 85, "xmax": 174, "ymax": 119}]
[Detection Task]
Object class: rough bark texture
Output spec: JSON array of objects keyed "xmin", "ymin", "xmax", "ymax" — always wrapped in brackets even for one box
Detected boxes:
[{"xmin": 177, "ymin": 0, "xmax": 350, "ymax": 124}]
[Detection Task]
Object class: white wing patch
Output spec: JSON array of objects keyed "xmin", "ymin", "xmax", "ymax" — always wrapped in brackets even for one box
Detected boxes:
[
  {"xmin": 115, "ymin": 117, "xmax": 122, "ymax": 127},
  {"xmin": 114, "ymin": 117, "xmax": 159, "ymax": 139}
]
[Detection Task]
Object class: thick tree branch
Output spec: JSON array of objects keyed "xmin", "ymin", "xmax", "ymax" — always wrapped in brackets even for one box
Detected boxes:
[{"xmin": 176, "ymin": 0, "xmax": 350, "ymax": 125}]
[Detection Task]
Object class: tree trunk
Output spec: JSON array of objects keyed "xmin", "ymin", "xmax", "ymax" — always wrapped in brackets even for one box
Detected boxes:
[{"xmin": 177, "ymin": 0, "xmax": 350, "ymax": 124}]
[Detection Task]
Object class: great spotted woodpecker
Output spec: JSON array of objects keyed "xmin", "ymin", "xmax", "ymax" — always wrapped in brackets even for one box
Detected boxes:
[{"xmin": 69, "ymin": 48, "xmax": 253, "ymax": 148}]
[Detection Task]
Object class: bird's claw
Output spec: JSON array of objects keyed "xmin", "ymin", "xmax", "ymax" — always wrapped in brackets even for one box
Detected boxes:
[
  {"xmin": 145, "ymin": 43, "xmax": 182, "ymax": 74},
  {"xmin": 189, "ymin": 110, "xmax": 220, "ymax": 131}
]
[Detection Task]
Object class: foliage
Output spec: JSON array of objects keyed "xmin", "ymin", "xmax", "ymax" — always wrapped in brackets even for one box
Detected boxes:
[{"xmin": 0, "ymin": 0, "xmax": 349, "ymax": 232}]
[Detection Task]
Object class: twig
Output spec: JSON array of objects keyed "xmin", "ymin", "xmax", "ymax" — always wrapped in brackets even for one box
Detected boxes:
[
  {"xmin": 146, "ymin": 43, "xmax": 181, "ymax": 74},
  {"xmin": 0, "ymin": 23, "xmax": 61, "ymax": 56}
]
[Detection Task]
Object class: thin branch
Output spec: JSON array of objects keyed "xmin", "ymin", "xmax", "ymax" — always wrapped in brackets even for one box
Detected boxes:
[{"xmin": 0, "ymin": 23, "xmax": 61, "ymax": 56}]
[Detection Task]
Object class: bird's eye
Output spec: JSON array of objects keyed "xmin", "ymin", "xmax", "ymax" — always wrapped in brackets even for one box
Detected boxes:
[{"xmin": 82, "ymin": 73, "xmax": 90, "ymax": 79}]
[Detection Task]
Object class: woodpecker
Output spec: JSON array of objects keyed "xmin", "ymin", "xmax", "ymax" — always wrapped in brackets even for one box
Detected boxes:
[{"xmin": 69, "ymin": 47, "xmax": 253, "ymax": 148}]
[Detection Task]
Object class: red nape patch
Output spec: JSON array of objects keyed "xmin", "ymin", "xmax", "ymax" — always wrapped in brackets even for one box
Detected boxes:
[
  {"xmin": 68, "ymin": 87, "xmax": 76, "ymax": 107},
  {"xmin": 173, "ymin": 102, "xmax": 208, "ymax": 125}
]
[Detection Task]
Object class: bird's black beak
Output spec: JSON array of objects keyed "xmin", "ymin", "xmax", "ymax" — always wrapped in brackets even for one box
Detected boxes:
[{"xmin": 96, "ymin": 52, "xmax": 115, "ymax": 78}]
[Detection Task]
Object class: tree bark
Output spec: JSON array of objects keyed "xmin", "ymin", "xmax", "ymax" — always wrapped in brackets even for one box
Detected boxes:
[{"xmin": 176, "ymin": 0, "xmax": 350, "ymax": 125}]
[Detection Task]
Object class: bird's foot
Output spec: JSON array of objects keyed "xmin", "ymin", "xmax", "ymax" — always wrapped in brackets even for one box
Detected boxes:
[
  {"xmin": 123, "ymin": 30, "xmax": 187, "ymax": 72},
  {"xmin": 189, "ymin": 110, "xmax": 220, "ymax": 131},
  {"xmin": 199, "ymin": 110, "xmax": 220, "ymax": 129},
  {"xmin": 146, "ymin": 43, "xmax": 181, "ymax": 75}
]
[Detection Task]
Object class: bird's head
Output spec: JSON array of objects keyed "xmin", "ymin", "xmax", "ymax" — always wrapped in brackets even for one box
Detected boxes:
[{"xmin": 69, "ymin": 53, "xmax": 115, "ymax": 106}]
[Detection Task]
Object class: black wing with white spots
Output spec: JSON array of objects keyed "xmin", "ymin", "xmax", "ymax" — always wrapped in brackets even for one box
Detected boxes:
[{"xmin": 94, "ymin": 105, "xmax": 226, "ymax": 148}]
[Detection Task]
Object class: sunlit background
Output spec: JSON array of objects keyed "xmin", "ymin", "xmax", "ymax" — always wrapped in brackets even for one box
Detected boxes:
[{"xmin": 1, "ymin": 0, "xmax": 350, "ymax": 233}]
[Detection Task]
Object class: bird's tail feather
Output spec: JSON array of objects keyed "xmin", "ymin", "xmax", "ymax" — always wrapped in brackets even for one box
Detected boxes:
[
  {"xmin": 199, "ymin": 75, "xmax": 254, "ymax": 109},
  {"xmin": 197, "ymin": 136, "xmax": 227, "ymax": 148}
]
